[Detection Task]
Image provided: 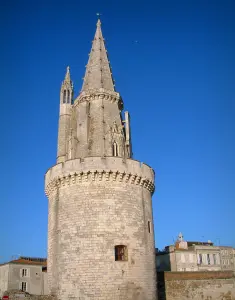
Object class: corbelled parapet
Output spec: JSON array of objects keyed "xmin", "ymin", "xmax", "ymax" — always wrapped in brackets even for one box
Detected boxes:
[
  {"xmin": 74, "ymin": 88, "xmax": 123, "ymax": 110},
  {"xmin": 45, "ymin": 157, "xmax": 155, "ymax": 197}
]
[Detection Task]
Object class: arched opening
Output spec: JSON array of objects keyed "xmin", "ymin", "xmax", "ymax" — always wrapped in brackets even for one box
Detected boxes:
[
  {"xmin": 67, "ymin": 90, "xmax": 70, "ymax": 103},
  {"xmin": 112, "ymin": 142, "xmax": 118, "ymax": 157},
  {"xmin": 115, "ymin": 245, "xmax": 128, "ymax": 261},
  {"xmin": 63, "ymin": 90, "xmax": 66, "ymax": 103}
]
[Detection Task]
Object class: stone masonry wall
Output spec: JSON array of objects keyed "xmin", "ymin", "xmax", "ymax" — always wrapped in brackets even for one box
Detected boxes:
[
  {"xmin": 74, "ymin": 90, "xmax": 126, "ymax": 159},
  {"xmin": 0, "ymin": 265, "xmax": 9, "ymax": 297},
  {"xmin": 45, "ymin": 157, "xmax": 156, "ymax": 300},
  {"xmin": 157, "ymin": 271, "xmax": 235, "ymax": 300}
]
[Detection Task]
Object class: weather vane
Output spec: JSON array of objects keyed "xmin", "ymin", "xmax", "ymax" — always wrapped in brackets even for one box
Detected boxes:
[{"xmin": 96, "ymin": 12, "xmax": 102, "ymax": 18}]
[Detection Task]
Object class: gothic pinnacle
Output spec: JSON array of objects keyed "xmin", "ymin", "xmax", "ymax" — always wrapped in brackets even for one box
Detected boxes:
[
  {"xmin": 62, "ymin": 66, "xmax": 73, "ymax": 91},
  {"xmin": 65, "ymin": 66, "xmax": 71, "ymax": 81}
]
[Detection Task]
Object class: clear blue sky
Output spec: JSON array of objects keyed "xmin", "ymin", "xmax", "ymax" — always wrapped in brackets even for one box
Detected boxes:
[{"xmin": 1, "ymin": 0, "xmax": 235, "ymax": 262}]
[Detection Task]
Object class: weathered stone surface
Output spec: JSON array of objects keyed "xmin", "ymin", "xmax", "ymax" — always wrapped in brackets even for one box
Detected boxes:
[
  {"xmin": 45, "ymin": 157, "xmax": 156, "ymax": 300},
  {"xmin": 4, "ymin": 290, "xmax": 55, "ymax": 300},
  {"xmin": 157, "ymin": 271, "xmax": 235, "ymax": 300}
]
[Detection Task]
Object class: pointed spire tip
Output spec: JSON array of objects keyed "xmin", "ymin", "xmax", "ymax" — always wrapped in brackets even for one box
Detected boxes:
[
  {"xmin": 81, "ymin": 16, "xmax": 115, "ymax": 92},
  {"xmin": 64, "ymin": 65, "xmax": 71, "ymax": 83},
  {"xmin": 97, "ymin": 18, "xmax": 101, "ymax": 27},
  {"xmin": 96, "ymin": 13, "xmax": 102, "ymax": 27}
]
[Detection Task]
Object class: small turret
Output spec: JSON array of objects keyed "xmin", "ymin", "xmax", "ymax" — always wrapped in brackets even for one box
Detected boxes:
[
  {"xmin": 60, "ymin": 66, "xmax": 73, "ymax": 104},
  {"xmin": 57, "ymin": 67, "xmax": 73, "ymax": 163}
]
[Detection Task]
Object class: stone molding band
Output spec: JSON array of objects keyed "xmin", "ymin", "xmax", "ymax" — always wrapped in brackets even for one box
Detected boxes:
[
  {"xmin": 74, "ymin": 89, "xmax": 123, "ymax": 108},
  {"xmin": 45, "ymin": 169, "xmax": 155, "ymax": 197}
]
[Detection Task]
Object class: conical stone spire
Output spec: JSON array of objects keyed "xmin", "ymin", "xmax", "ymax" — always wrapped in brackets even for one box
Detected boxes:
[{"xmin": 82, "ymin": 19, "xmax": 115, "ymax": 92}]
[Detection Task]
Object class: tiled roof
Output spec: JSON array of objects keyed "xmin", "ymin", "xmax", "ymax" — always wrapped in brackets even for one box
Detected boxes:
[{"xmin": 1, "ymin": 257, "xmax": 47, "ymax": 267}]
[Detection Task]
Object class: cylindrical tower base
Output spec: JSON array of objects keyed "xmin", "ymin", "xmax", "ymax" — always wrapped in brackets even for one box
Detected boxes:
[{"xmin": 45, "ymin": 157, "xmax": 156, "ymax": 300}]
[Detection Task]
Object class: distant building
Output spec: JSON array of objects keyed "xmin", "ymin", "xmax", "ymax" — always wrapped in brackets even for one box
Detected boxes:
[
  {"xmin": 156, "ymin": 233, "xmax": 234, "ymax": 272},
  {"xmin": 220, "ymin": 246, "xmax": 234, "ymax": 271},
  {"xmin": 0, "ymin": 257, "xmax": 48, "ymax": 297}
]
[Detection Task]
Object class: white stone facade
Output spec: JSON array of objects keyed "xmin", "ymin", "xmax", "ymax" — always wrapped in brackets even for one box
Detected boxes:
[
  {"xmin": 0, "ymin": 262, "xmax": 48, "ymax": 297},
  {"xmin": 156, "ymin": 236, "xmax": 234, "ymax": 273}
]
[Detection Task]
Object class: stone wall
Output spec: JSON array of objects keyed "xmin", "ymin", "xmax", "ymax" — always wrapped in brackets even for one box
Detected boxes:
[
  {"xmin": 157, "ymin": 271, "xmax": 235, "ymax": 300},
  {"xmin": 0, "ymin": 265, "xmax": 9, "ymax": 297},
  {"xmin": 4, "ymin": 290, "xmax": 54, "ymax": 300},
  {"xmin": 45, "ymin": 157, "xmax": 156, "ymax": 300}
]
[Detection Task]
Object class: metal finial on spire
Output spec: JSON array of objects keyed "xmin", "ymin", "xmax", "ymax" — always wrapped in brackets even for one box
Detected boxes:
[{"xmin": 96, "ymin": 13, "xmax": 102, "ymax": 26}]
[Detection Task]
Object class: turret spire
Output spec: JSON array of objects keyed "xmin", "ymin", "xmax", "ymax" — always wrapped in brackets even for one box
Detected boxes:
[
  {"xmin": 60, "ymin": 66, "xmax": 73, "ymax": 104},
  {"xmin": 65, "ymin": 66, "xmax": 71, "ymax": 82},
  {"xmin": 81, "ymin": 19, "xmax": 115, "ymax": 92}
]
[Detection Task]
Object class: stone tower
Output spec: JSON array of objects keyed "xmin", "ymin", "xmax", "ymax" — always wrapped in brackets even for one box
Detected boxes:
[{"xmin": 45, "ymin": 19, "xmax": 157, "ymax": 300}]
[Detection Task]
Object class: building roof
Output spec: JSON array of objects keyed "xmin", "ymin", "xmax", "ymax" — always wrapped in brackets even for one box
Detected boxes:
[
  {"xmin": 1, "ymin": 257, "xmax": 47, "ymax": 267},
  {"xmin": 187, "ymin": 241, "xmax": 214, "ymax": 246}
]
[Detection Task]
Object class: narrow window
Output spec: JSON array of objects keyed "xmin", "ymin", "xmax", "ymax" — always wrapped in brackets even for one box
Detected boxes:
[
  {"xmin": 67, "ymin": 90, "xmax": 70, "ymax": 103},
  {"xmin": 199, "ymin": 254, "xmax": 202, "ymax": 264},
  {"xmin": 22, "ymin": 269, "xmax": 27, "ymax": 277},
  {"xmin": 21, "ymin": 282, "xmax": 27, "ymax": 292},
  {"xmin": 115, "ymin": 245, "xmax": 128, "ymax": 261},
  {"xmin": 213, "ymin": 254, "xmax": 216, "ymax": 265},
  {"xmin": 148, "ymin": 221, "xmax": 151, "ymax": 233},
  {"xmin": 207, "ymin": 254, "xmax": 210, "ymax": 265},
  {"xmin": 63, "ymin": 90, "xmax": 66, "ymax": 103},
  {"xmin": 112, "ymin": 142, "xmax": 118, "ymax": 157},
  {"xmin": 87, "ymin": 102, "xmax": 90, "ymax": 115}
]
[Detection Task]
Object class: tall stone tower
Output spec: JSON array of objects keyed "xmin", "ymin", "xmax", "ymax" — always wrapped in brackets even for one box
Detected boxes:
[{"xmin": 45, "ymin": 19, "xmax": 157, "ymax": 300}]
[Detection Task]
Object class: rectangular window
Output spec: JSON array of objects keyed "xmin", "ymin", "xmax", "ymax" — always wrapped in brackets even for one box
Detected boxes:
[
  {"xmin": 207, "ymin": 254, "xmax": 210, "ymax": 265},
  {"xmin": 115, "ymin": 245, "xmax": 128, "ymax": 261},
  {"xmin": 213, "ymin": 254, "xmax": 217, "ymax": 265},
  {"xmin": 21, "ymin": 282, "xmax": 27, "ymax": 292},
  {"xmin": 198, "ymin": 254, "xmax": 202, "ymax": 264},
  {"xmin": 22, "ymin": 269, "xmax": 28, "ymax": 277}
]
